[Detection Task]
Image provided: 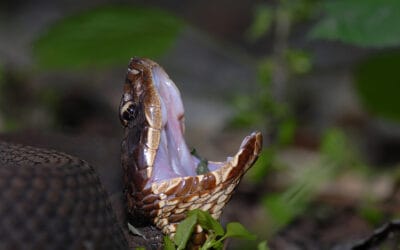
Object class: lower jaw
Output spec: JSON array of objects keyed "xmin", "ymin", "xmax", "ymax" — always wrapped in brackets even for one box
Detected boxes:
[{"xmin": 127, "ymin": 132, "xmax": 262, "ymax": 236}]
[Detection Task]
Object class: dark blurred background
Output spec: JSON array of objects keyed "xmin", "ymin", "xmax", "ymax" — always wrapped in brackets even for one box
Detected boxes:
[{"xmin": 1, "ymin": 0, "xmax": 400, "ymax": 249}]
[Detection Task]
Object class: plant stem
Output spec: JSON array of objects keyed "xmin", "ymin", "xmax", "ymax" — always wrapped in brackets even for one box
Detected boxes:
[{"xmin": 271, "ymin": 6, "xmax": 291, "ymax": 104}]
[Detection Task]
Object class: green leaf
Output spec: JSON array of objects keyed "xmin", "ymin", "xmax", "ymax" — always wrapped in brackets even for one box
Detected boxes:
[
  {"xmin": 257, "ymin": 240, "xmax": 270, "ymax": 250},
  {"xmin": 189, "ymin": 209, "xmax": 224, "ymax": 236},
  {"xmin": 354, "ymin": 52, "xmax": 400, "ymax": 122},
  {"xmin": 33, "ymin": 5, "xmax": 183, "ymax": 69},
  {"xmin": 309, "ymin": 0, "xmax": 400, "ymax": 47},
  {"xmin": 174, "ymin": 211, "xmax": 197, "ymax": 250},
  {"xmin": 285, "ymin": 49, "xmax": 312, "ymax": 75},
  {"xmin": 164, "ymin": 236, "xmax": 176, "ymax": 250},
  {"xmin": 221, "ymin": 222, "xmax": 256, "ymax": 241},
  {"xmin": 246, "ymin": 4, "xmax": 273, "ymax": 42}
]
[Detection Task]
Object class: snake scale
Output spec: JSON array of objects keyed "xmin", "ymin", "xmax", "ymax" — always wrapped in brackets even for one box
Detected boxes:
[{"xmin": 0, "ymin": 58, "xmax": 262, "ymax": 249}]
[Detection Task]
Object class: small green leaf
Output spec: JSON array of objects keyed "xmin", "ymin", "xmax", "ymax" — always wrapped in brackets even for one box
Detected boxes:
[
  {"xmin": 174, "ymin": 212, "xmax": 197, "ymax": 250},
  {"xmin": 221, "ymin": 222, "xmax": 256, "ymax": 241},
  {"xmin": 285, "ymin": 49, "xmax": 312, "ymax": 75},
  {"xmin": 190, "ymin": 209, "xmax": 224, "ymax": 236},
  {"xmin": 164, "ymin": 236, "xmax": 176, "ymax": 250},
  {"xmin": 246, "ymin": 4, "xmax": 273, "ymax": 42},
  {"xmin": 257, "ymin": 240, "xmax": 270, "ymax": 250}
]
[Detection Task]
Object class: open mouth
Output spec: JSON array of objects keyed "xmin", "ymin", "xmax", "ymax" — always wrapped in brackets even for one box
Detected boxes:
[
  {"xmin": 148, "ymin": 65, "xmax": 225, "ymax": 184},
  {"xmin": 120, "ymin": 57, "xmax": 262, "ymax": 190}
]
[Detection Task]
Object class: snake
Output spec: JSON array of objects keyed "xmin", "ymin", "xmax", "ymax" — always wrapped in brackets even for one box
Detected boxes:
[{"xmin": 0, "ymin": 57, "xmax": 262, "ymax": 249}]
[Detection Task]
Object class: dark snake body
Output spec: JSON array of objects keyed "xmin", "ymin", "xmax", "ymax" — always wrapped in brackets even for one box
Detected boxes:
[{"xmin": 0, "ymin": 142, "xmax": 127, "ymax": 250}]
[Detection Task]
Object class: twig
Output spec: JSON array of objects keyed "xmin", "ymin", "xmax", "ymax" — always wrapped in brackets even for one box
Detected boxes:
[
  {"xmin": 271, "ymin": 6, "xmax": 291, "ymax": 104},
  {"xmin": 350, "ymin": 220, "xmax": 400, "ymax": 249}
]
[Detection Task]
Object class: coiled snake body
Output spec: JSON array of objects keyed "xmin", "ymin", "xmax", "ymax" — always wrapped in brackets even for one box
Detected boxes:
[
  {"xmin": 0, "ymin": 58, "xmax": 262, "ymax": 249},
  {"xmin": 0, "ymin": 143, "xmax": 127, "ymax": 249}
]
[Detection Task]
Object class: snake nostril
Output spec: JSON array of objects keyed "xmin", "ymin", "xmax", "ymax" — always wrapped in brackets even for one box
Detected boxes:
[{"xmin": 122, "ymin": 111, "xmax": 129, "ymax": 121}]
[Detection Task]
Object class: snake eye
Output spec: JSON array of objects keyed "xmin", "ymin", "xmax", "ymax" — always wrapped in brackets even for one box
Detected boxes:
[{"xmin": 120, "ymin": 101, "xmax": 137, "ymax": 126}]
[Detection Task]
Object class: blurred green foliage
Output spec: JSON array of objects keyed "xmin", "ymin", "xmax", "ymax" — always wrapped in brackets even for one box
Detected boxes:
[
  {"xmin": 238, "ymin": 0, "xmax": 400, "ymax": 186},
  {"xmin": 355, "ymin": 52, "xmax": 400, "ymax": 122},
  {"xmin": 235, "ymin": 0, "xmax": 318, "ymax": 128},
  {"xmin": 238, "ymin": 0, "xmax": 400, "ymax": 132},
  {"xmin": 234, "ymin": 1, "xmax": 315, "ymax": 183},
  {"xmin": 310, "ymin": 0, "xmax": 400, "ymax": 47},
  {"xmin": 1, "ymin": 5, "xmax": 184, "ymax": 132},
  {"xmin": 33, "ymin": 5, "xmax": 183, "ymax": 69},
  {"xmin": 234, "ymin": 2, "xmax": 400, "ymax": 241},
  {"xmin": 263, "ymin": 129, "xmax": 357, "ymax": 231}
]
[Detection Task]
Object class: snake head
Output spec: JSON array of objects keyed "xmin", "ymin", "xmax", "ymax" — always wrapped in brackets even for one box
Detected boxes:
[{"xmin": 119, "ymin": 58, "xmax": 263, "ymax": 239}]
